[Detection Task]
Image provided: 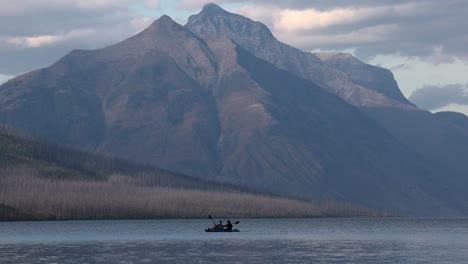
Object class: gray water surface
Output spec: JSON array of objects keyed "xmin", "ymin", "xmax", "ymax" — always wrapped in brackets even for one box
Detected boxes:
[{"xmin": 1, "ymin": 218, "xmax": 467, "ymax": 263}]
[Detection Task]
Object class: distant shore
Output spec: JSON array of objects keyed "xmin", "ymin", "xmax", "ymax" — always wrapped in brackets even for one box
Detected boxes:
[{"xmin": 1, "ymin": 202, "xmax": 395, "ymax": 222}]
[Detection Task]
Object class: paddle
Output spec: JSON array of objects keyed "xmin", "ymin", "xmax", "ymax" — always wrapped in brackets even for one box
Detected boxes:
[{"xmin": 208, "ymin": 214, "xmax": 216, "ymax": 226}]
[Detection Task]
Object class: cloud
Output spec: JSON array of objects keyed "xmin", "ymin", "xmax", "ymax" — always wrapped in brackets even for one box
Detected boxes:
[
  {"xmin": 409, "ymin": 84, "xmax": 468, "ymax": 110},
  {"xmin": 145, "ymin": 0, "xmax": 161, "ymax": 9},
  {"xmin": 273, "ymin": 3, "xmax": 416, "ymax": 32},
  {"xmin": 368, "ymin": 55, "xmax": 468, "ymax": 97},
  {"xmin": 179, "ymin": 0, "xmax": 413, "ymax": 10},
  {"xmin": 276, "ymin": 24, "xmax": 400, "ymax": 48},
  {"xmin": 234, "ymin": 0, "xmax": 468, "ymax": 63},
  {"xmin": 179, "ymin": 0, "xmax": 243, "ymax": 9},
  {"xmin": 6, "ymin": 29, "xmax": 96, "ymax": 48},
  {"xmin": 240, "ymin": 0, "xmax": 413, "ymax": 10},
  {"xmin": 0, "ymin": 0, "xmax": 157, "ymax": 15},
  {"xmin": 0, "ymin": 0, "xmax": 156, "ymax": 74}
]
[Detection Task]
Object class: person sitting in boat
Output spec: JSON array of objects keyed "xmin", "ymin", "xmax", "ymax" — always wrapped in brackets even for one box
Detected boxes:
[
  {"xmin": 213, "ymin": 221, "xmax": 223, "ymax": 230},
  {"xmin": 223, "ymin": 220, "xmax": 233, "ymax": 231}
]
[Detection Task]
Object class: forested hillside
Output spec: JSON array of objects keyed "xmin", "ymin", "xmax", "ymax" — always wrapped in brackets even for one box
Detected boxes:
[{"xmin": 0, "ymin": 127, "xmax": 385, "ymax": 220}]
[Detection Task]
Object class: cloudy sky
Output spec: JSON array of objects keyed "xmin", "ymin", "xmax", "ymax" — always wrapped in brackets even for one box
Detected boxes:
[{"xmin": 1, "ymin": 0, "xmax": 468, "ymax": 115}]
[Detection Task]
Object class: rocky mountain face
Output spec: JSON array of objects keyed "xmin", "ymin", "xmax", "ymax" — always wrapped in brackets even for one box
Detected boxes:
[
  {"xmin": 315, "ymin": 52, "xmax": 412, "ymax": 105},
  {"xmin": 1, "ymin": 4, "xmax": 467, "ymax": 216},
  {"xmin": 186, "ymin": 4, "xmax": 412, "ymax": 108}
]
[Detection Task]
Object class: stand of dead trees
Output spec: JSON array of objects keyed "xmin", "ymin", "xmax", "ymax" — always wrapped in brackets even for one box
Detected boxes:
[
  {"xmin": 0, "ymin": 127, "xmax": 391, "ymax": 221},
  {"xmin": 0, "ymin": 167, "xmax": 390, "ymax": 221}
]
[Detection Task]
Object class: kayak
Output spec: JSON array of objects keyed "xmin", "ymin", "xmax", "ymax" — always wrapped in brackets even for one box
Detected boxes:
[{"xmin": 205, "ymin": 228, "xmax": 240, "ymax": 232}]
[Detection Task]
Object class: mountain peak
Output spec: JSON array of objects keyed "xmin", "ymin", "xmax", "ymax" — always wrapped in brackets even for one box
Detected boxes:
[
  {"xmin": 158, "ymin": 14, "xmax": 173, "ymax": 21},
  {"xmin": 201, "ymin": 3, "xmax": 227, "ymax": 15},
  {"xmin": 186, "ymin": 3, "xmax": 274, "ymax": 43},
  {"xmin": 143, "ymin": 15, "xmax": 182, "ymax": 33},
  {"xmin": 104, "ymin": 13, "xmax": 190, "ymax": 57},
  {"xmin": 150, "ymin": 15, "xmax": 177, "ymax": 26},
  {"xmin": 141, "ymin": 14, "xmax": 183, "ymax": 36}
]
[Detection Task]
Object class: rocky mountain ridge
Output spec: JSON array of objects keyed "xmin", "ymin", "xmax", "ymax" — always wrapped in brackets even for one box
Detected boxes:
[{"xmin": 186, "ymin": 3, "xmax": 413, "ymax": 107}]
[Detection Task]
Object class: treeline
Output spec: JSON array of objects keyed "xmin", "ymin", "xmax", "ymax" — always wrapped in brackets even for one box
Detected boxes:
[{"xmin": 0, "ymin": 169, "xmax": 389, "ymax": 221}]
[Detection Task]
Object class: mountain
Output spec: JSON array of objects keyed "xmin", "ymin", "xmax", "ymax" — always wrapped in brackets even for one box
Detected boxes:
[
  {"xmin": 1, "ymin": 4, "xmax": 468, "ymax": 216},
  {"xmin": 0, "ymin": 17, "xmax": 223, "ymax": 177},
  {"xmin": 186, "ymin": 4, "xmax": 413, "ymax": 108}
]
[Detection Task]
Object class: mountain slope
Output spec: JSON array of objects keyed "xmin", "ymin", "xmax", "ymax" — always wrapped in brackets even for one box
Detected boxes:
[
  {"xmin": 362, "ymin": 108, "xmax": 468, "ymax": 180},
  {"xmin": 0, "ymin": 126, "xmax": 227, "ymax": 189},
  {"xmin": 434, "ymin": 111, "xmax": 468, "ymax": 131}
]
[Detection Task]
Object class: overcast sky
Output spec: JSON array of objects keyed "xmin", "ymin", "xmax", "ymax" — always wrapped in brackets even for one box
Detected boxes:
[{"xmin": 1, "ymin": 0, "xmax": 468, "ymax": 115}]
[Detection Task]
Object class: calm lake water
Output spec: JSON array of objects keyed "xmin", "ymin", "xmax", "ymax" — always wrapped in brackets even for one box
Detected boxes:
[{"xmin": 0, "ymin": 218, "xmax": 467, "ymax": 263}]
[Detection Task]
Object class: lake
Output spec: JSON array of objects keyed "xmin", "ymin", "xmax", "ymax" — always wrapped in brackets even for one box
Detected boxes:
[{"xmin": 1, "ymin": 218, "xmax": 467, "ymax": 263}]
